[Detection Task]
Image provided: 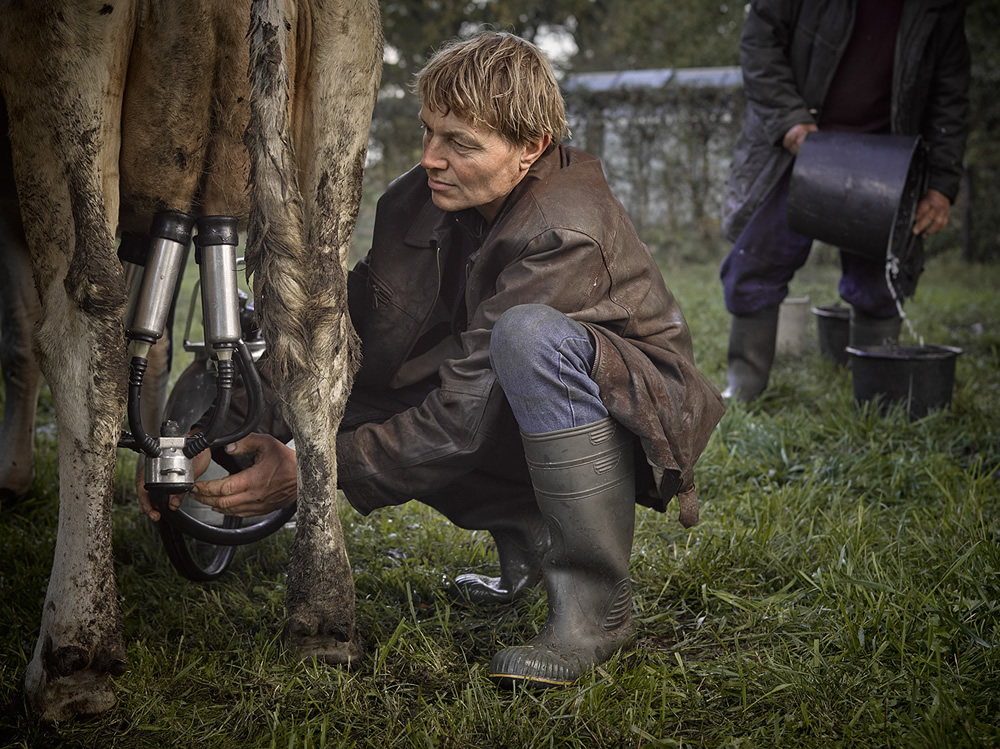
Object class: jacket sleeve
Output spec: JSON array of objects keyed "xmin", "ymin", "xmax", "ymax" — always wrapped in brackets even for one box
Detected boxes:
[
  {"xmin": 336, "ymin": 348, "xmax": 514, "ymax": 514},
  {"xmin": 741, "ymin": 0, "xmax": 815, "ymax": 146},
  {"xmin": 335, "ymin": 227, "xmax": 607, "ymax": 513},
  {"xmin": 918, "ymin": 7, "xmax": 971, "ymax": 201}
]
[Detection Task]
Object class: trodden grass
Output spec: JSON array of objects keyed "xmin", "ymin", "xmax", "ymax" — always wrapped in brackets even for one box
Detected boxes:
[{"xmin": 1, "ymin": 251, "xmax": 998, "ymax": 748}]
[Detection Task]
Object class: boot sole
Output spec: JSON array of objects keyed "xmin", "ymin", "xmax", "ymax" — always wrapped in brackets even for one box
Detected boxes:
[{"xmin": 489, "ymin": 671, "xmax": 574, "ymax": 689}]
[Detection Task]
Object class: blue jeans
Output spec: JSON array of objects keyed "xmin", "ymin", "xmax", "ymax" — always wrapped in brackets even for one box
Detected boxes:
[
  {"xmin": 720, "ymin": 168, "xmax": 900, "ymax": 318},
  {"xmin": 490, "ymin": 304, "xmax": 608, "ymax": 435}
]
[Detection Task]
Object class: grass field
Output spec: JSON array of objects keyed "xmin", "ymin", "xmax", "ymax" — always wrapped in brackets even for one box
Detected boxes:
[{"xmin": 1, "ymin": 251, "xmax": 998, "ymax": 748}]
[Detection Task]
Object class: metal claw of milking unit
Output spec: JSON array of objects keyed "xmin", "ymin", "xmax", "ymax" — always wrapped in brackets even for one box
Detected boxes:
[{"xmin": 119, "ymin": 211, "xmax": 263, "ymax": 497}]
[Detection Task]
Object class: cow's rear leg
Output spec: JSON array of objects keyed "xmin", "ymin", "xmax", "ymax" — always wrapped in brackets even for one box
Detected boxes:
[
  {"xmin": 20, "ymin": 223, "xmax": 129, "ymax": 720},
  {"xmin": 281, "ymin": 399, "xmax": 365, "ymax": 665},
  {"xmin": 245, "ymin": 0, "xmax": 381, "ymax": 665},
  {"xmin": 0, "ymin": 216, "xmax": 171, "ymax": 506},
  {"xmin": 1, "ymin": 0, "xmax": 135, "ymax": 720},
  {"xmin": 0, "ymin": 202, "xmax": 42, "ymax": 501},
  {"xmin": 23, "ymin": 279, "xmax": 129, "ymax": 720}
]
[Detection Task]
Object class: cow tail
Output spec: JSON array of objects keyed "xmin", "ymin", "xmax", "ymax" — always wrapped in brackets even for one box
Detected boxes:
[
  {"xmin": 245, "ymin": 0, "xmax": 312, "ymax": 389},
  {"xmin": 245, "ymin": 0, "xmax": 381, "ymax": 401}
]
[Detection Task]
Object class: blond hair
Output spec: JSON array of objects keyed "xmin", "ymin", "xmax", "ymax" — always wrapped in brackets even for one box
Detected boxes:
[{"xmin": 414, "ymin": 31, "xmax": 569, "ymax": 145}]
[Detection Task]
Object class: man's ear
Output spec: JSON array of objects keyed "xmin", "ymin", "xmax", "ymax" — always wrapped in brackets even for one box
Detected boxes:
[{"xmin": 520, "ymin": 133, "xmax": 552, "ymax": 170}]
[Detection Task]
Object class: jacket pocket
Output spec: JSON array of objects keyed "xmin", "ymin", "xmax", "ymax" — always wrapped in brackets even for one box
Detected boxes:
[{"xmin": 366, "ymin": 265, "xmax": 395, "ymax": 309}]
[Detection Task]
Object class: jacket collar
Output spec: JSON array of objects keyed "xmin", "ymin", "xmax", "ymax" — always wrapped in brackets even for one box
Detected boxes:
[
  {"xmin": 470, "ymin": 142, "xmax": 569, "ymax": 229},
  {"xmin": 402, "ymin": 196, "xmax": 450, "ymax": 249}
]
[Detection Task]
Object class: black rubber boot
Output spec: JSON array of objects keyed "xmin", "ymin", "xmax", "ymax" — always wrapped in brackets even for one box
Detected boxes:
[
  {"xmin": 721, "ymin": 305, "xmax": 780, "ymax": 402},
  {"xmin": 450, "ymin": 516, "xmax": 548, "ymax": 605},
  {"xmin": 423, "ymin": 473, "xmax": 549, "ymax": 605},
  {"xmin": 490, "ymin": 417, "xmax": 636, "ymax": 688},
  {"xmin": 849, "ymin": 309, "xmax": 902, "ymax": 348}
]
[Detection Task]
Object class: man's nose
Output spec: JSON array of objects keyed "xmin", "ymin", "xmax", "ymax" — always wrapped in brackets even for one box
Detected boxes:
[{"xmin": 421, "ymin": 137, "xmax": 445, "ymax": 170}]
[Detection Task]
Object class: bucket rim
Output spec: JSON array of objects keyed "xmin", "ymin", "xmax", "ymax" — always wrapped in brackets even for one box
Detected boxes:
[
  {"xmin": 846, "ymin": 344, "xmax": 963, "ymax": 361},
  {"xmin": 885, "ymin": 136, "xmax": 928, "ymax": 263},
  {"xmin": 812, "ymin": 304, "xmax": 851, "ymax": 319}
]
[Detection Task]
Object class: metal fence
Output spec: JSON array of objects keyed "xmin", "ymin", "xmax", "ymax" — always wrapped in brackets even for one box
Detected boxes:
[{"xmin": 563, "ymin": 66, "xmax": 744, "ymax": 262}]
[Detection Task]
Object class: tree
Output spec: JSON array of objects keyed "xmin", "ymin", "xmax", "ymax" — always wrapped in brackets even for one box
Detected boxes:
[
  {"xmin": 380, "ymin": 0, "xmax": 585, "ymax": 92},
  {"xmin": 961, "ymin": 0, "xmax": 1000, "ymax": 261},
  {"xmin": 568, "ymin": 0, "xmax": 742, "ymax": 72}
]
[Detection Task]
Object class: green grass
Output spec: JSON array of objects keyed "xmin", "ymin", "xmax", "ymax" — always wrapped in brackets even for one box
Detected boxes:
[{"xmin": 1, "ymin": 251, "xmax": 999, "ymax": 748}]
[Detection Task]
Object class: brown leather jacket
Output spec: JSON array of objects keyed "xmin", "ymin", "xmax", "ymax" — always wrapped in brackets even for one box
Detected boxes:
[{"xmin": 338, "ymin": 145, "xmax": 725, "ymax": 526}]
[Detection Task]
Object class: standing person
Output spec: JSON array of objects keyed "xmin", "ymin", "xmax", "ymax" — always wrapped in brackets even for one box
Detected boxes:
[
  {"xmin": 720, "ymin": 0, "xmax": 970, "ymax": 402},
  {"xmin": 142, "ymin": 32, "xmax": 725, "ymax": 688}
]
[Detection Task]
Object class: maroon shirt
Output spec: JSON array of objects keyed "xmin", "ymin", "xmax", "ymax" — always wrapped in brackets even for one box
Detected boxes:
[{"xmin": 820, "ymin": 0, "xmax": 904, "ymax": 133}]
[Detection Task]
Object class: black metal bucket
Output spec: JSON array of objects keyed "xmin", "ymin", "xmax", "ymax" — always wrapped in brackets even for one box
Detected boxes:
[
  {"xmin": 813, "ymin": 303, "xmax": 851, "ymax": 367},
  {"xmin": 787, "ymin": 132, "xmax": 927, "ymax": 265},
  {"xmin": 846, "ymin": 344, "xmax": 962, "ymax": 419}
]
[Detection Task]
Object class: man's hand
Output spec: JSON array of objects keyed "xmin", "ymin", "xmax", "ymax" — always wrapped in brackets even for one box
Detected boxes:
[
  {"xmin": 912, "ymin": 188, "xmax": 951, "ymax": 237},
  {"xmin": 783, "ymin": 123, "xmax": 818, "ymax": 156},
  {"xmin": 137, "ymin": 445, "xmax": 212, "ymax": 522},
  {"xmin": 190, "ymin": 433, "xmax": 297, "ymax": 518}
]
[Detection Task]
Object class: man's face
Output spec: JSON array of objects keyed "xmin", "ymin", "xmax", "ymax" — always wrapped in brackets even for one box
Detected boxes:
[{"xmin": 419, "ymin": 105, "xmax": 540, "ymax": 222}]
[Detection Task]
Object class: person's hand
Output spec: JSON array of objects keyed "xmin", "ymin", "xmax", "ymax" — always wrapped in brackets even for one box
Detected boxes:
[
  {"xmin": 190, "ymin": 433, "xmax": 297, "ymax": 518},
  {"xmin": 137, "ymin": 444, "xmax": 212, "ymax": 522},
  {"xmin": 912, "ymin": 188, "xmax": 951, "ymax": 237},
  {"xmin": 783, "ymin": 123, "xmax": 818, "ymax": 156}
]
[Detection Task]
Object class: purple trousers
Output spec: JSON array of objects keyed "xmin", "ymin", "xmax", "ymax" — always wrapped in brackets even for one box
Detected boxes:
[{"xmin": 720, "ymin": 168, "xmax": 900, "ymax": 318}]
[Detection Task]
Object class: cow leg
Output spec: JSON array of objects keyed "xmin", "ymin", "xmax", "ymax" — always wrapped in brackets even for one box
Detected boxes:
[
  {"xmin": 24, "ymin": 272, "xmax": 129, "ymax": 720},
  {"xmin": 0, "ymin": 200, "xmax": 42, "ymax": 500},
  {"xmin": 0, "ymin": 226, "xmax": 173, "ymax": 473},
  {"xmin": 246, "ymin": 0, "xmax": 381, "ymax": 663},
  {"xmin": 0, "ymin": 1, "xmax": 136, "ymax": 720}
]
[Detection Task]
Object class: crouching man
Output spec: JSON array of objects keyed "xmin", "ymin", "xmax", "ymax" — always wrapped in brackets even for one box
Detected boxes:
[{"xmin": 142, "ymin": 31, "xmax": 725, "ymax": 689}]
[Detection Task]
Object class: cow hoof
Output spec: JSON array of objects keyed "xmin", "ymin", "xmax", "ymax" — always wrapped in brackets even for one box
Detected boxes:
[
  {"xmin": 284, "ymin": 617, "xmax": 365, "ymax": 667},
  {"xmin": 25, "ymin": 663, "xmax": 117, "ymax": 722},
  {"xmin": 291, "ymin": 635, "xmax": 365, "ymax": 667},
  {"xmin": 0, "ymin": 486, "xmax": 27, "ymax": 505},
  {"xmin": 0, "ymin": 474, "xmax": 33, "ymax": 504}
]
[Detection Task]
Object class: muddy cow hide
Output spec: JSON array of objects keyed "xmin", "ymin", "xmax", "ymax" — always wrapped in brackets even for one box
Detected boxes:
[
  {"xmin": 0, "ymin": 105, "xmax": 171, "ymax": 504},
  {"xmin": 0, "ymin": 0, "xmax": 381, "ymax": 721}
]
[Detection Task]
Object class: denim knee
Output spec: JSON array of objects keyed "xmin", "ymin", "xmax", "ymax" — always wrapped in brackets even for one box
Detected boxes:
[
  {"xmin": 491, "ymin": 304, "xmax": 577, "ymax": 374},
  {"xmin": 490, "ymin": 304, "xmax": 607, "ymax": 434}
]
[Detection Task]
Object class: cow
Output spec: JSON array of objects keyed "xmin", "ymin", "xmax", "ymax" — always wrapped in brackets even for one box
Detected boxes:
[{"xmin": 0, "ymin": 0, "xmax": 382, "ymax": 721}]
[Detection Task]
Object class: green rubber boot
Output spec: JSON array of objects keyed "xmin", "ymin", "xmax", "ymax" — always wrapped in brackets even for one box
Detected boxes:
[
  {"xmin": 490, "ymin": 417, "xmax": 636, "ymax": 688},
  {"xmin": 721, "ymin": 305, "xmax": 780, "ymax": 402}
]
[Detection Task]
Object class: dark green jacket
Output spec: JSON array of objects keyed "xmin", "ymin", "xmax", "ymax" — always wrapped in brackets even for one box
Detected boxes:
[
  {"xmin": 723, "ymin": 0, "xmax": 970, "ymax": 241},
  {"xmin": 338, "ymin": 145, "xmax": 725, "ymax": 526}
]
